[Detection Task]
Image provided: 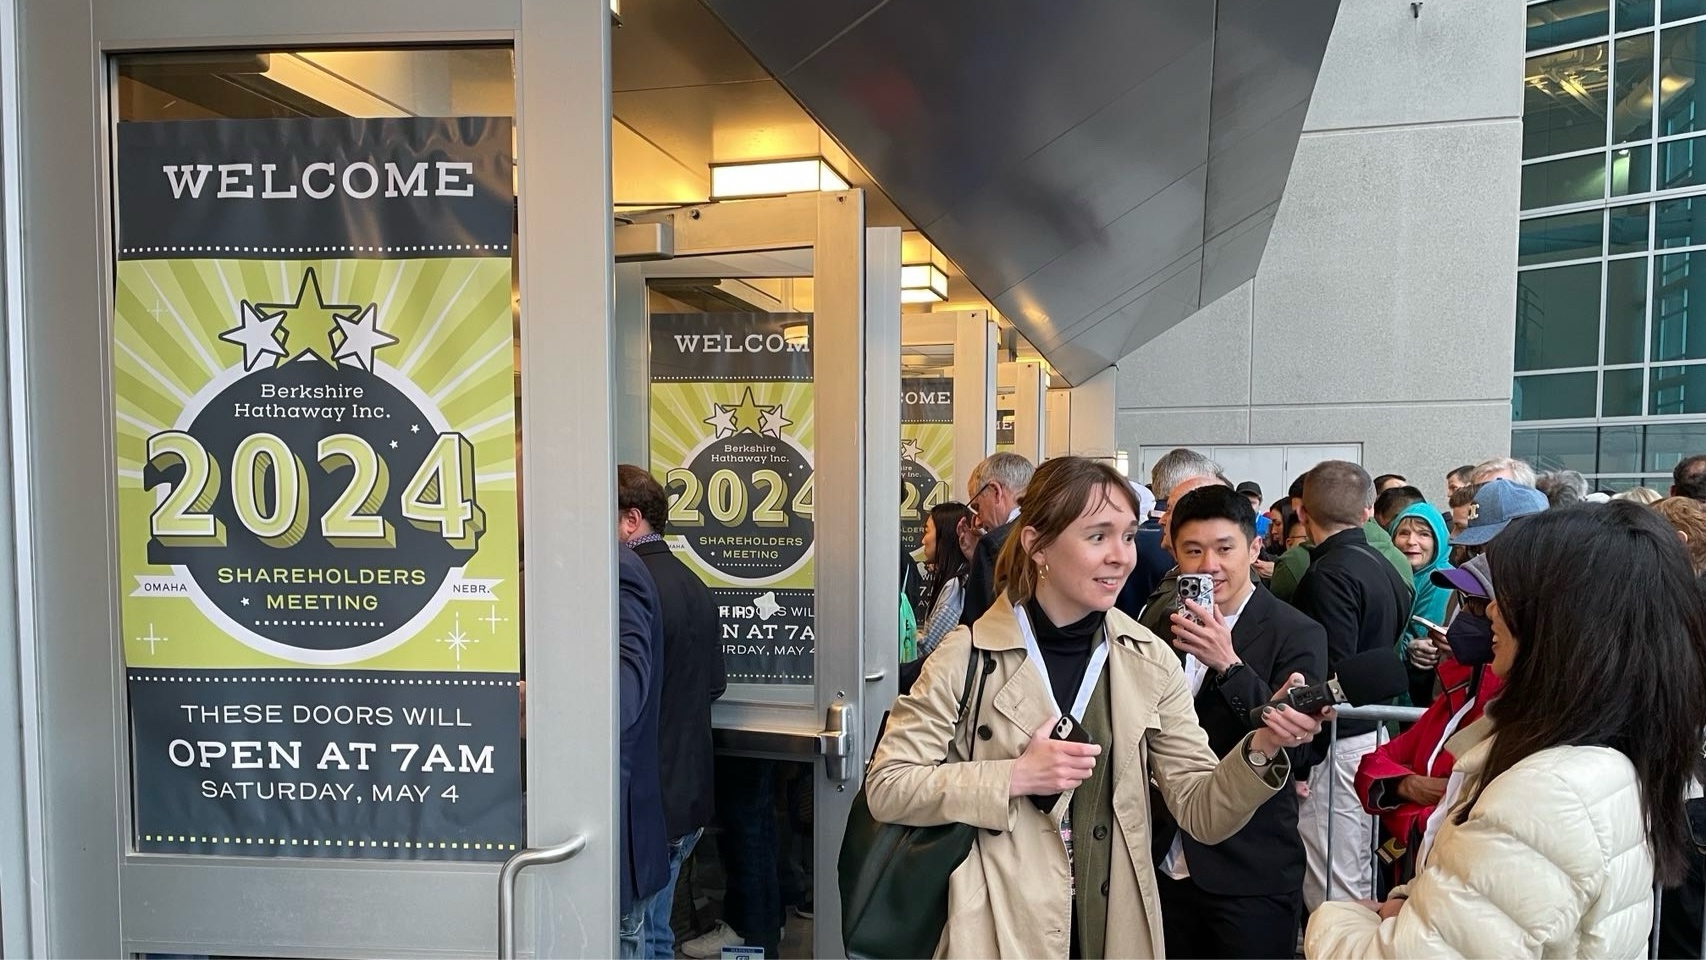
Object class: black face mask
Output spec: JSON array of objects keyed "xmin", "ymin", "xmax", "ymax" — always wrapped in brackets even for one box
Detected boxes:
[{"xmin": 1446, "ymin": 611, "xmax": 1495, "ymax": 666}]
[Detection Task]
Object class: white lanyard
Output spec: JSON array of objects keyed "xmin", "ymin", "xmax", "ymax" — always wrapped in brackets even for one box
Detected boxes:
[{"xmin": 1013, "ymin": 602, "xmax": 1110, "ymax": 721}]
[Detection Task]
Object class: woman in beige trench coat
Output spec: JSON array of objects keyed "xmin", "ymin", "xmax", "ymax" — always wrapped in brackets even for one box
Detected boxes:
[{"xmin": 865, "ymin": 457, "xmax": 1325, "ymax": 959}]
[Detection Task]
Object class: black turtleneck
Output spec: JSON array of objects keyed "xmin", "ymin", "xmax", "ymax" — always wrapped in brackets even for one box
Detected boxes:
[{"xmin": 1024, "ymin": 598, "xmax": 1106, "ymax": 717}]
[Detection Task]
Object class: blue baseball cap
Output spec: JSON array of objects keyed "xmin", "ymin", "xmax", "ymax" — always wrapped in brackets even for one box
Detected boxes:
[{"xmin": 1450, "ymin": 478, "xmax": 1549, "ymax": 547}]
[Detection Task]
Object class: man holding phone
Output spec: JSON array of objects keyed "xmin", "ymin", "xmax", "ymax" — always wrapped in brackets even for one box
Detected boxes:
[{"xmin": 1150, "ymin": 485, "xmax": 1329, "ymax": 958}]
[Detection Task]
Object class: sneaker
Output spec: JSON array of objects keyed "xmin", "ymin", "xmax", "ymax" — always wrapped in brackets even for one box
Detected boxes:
[{"xmin": 681, "ymin": 921, "xmax": 743, "ymax": 959}]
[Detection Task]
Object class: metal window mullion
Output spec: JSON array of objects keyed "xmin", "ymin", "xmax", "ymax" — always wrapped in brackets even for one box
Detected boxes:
[{"xmin": 1521, "ymin": 144, "xmax": 1609, "ymax": 167}]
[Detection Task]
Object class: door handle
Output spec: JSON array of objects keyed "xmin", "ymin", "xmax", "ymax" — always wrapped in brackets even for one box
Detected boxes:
[
  {"xmin": 498, "ymin": 835, "xmax": 587, "ymax": 959},
  {"xmin": 819, "ymin": 701, "xmax": 855, "ymax": 783}
]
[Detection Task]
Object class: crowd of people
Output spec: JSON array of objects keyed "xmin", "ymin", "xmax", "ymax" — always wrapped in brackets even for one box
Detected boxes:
[{"xmin": 874, "ymin": 448, "xmax": 1706, "ymax": 959}]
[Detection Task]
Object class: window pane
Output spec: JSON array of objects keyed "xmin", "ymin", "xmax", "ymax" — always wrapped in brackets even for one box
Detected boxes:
[
  {"xmin": 1514, "ymin": 372, "xmax": 1599, "ymax": 420},
  {"xmin": 1653, "ymin": 249, "xmax": 1706, "ymax": 359},
  {"xmin": 1614, "ymin": 35, "xmax": 1655, "ymax": 145},
  {"xmin": 1610, "ymin": 203, "xmax": 1650, "ymax": 253},
  {"xmin": 1650, "ymin": 363, "xmax": 1706, "ymax": 412},
  {"xmin": 1525, "ymin": 152, "xmax": 1607, "ymax": 208},
  {"xmin": 1647, "ymin": 421, "xmax": 1706, "ymax": 469},
  {"xmin": 1520, "ymin": 210, "xmax": 1604, "ymax": 264},
  {"xmin": 1527, "ymin": 44, "xmax": 1612, "ymax": 158},
  {"xmin": 1656, "ymin": 194, "xmax": 1706, "ymax": 246},
  {"xmin": 1661, "ymin": 23, "xmax": 1706, "ymax": 137},
  {"xmin": 1600, "ymin": 424, "xmax": 1645, "ymax": 471},
  {"xmin": 1516, "ymin": 263, "xmax": 1604, "ymax": 370},
  {"xmin": 1612, "ymin": 143, "xmax": 1654, "ymax": 195},
  {"xmin": 1511, "ymin": 429, "xmax": 1542, "ymax": 466},
  {"xmin": 1529, "ymin": 0, "xmax": 1611, "ymax": 50},
  {"xmin": 1532, "ymin": 428, "xmax": 1601, "ymax": 472},
  {"xmin": 1604, "ymin": 367, "xmax": 1647, "ymax": 414},
  {"xmin": 1665, "ymin": 0, "xmax": 1706, "ymax": 21},
  {"xmin": 1621, "ymin": 0, "xmax": 1657, "ymax": 29},
  {"xmin": 1593, "ymin": 476, "xmax": 1652, "ymax": 491},
  {"xmin": 1659, "ymin": 134, "xmax": 1706, "ymax": 188},
  {"xmin": 1607, "ymin": 257, "xmax": 1649, "ymax": 362}
]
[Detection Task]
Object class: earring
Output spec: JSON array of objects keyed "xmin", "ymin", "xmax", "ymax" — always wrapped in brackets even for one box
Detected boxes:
[{"xmin": 1040, "ymin": 562, "xmax": 1051, "ymax": 580}]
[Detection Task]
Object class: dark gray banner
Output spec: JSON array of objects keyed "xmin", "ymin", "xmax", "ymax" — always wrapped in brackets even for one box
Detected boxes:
[
  {"xmin": 649, "ymin": 312, "xmax": 813, "ymax": 382},
  {"xmin": 129, "ymin": 668, "xmax": 522, "ymax": 861},
  {"xmin": 901, "ymin": 377, "xmax": 953, "ymax": 423},
  {"xmin": 116, "ymin": 117, "xmax": 513, "ymax": 259}
]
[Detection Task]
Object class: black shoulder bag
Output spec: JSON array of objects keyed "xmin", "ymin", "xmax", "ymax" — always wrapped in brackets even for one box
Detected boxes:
[{"xmin": 839, "ymin": 634, "xmax": 992, "ymax": 959}]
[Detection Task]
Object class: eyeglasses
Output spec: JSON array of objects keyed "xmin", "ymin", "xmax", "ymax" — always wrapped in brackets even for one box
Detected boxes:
[
  {"xmin": 1462, "ymin": 594, "xmax": 1491, "ymax": 618},
  {"xmin": 967, "ymin": 480, "xmax": 995, "ymax": 509}
]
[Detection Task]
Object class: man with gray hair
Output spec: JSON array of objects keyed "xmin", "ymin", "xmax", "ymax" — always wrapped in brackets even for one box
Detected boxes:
[
  {"xmin": 1119, "ymin": 448, "xmax": 1223, "ymax": 615},
  {"xmin": 1150, "ymin": 447, "xmax": 1223, "ymax": 509},
  {"xmin": 1534, "ymin": 469, "xmax": 1588, "ymax": 508},
  {"xmin": 958, "ymin": 452, "xmax": 1035, "ymax": 626},
  {"xmin": 1470, "ymin": 456, "xmax": 1537, "ymax": 488}
]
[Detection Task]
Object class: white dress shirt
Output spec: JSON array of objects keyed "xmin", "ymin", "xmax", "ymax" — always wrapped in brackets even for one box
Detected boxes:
[{"xmin": 1161, "ymin": 583, "xmax": 1256, "ymax": 880}]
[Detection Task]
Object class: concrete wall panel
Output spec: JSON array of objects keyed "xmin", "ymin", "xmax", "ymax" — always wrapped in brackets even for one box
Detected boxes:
[
  {"xmin": 1303, "ymin": 0, "xmax": 1524, "ymax": 132},
  {"xmin": 1251, "ymin": 121, "xmax": 1519, "ymax": 406}
]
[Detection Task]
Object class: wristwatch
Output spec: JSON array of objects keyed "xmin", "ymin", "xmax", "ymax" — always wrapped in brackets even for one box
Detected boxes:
[
  {"xmin": 1246, "ymin": 744, "xmax": 1275, "ymax": 768},
  {"xmin": 1217, "ymin": 661, "xmax": 1246, "ymax": 683}
]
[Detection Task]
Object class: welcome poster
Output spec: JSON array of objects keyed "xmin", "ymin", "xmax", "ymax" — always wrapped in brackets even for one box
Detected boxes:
[
  {"xmin": 901, "ymin": 377, "xmax": 955, "ymax": 560},
  {"xmin": 113, "ymin": 117, "xmax": 521, "ymax": 860},
  {"xmin": 650, "ymin": 315, "xmax": 815, "ymax": 684}
]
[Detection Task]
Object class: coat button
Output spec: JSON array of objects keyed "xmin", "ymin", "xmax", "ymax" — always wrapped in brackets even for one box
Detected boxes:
[
  {"xmin": 1092, "ymin": 825, "xmax": 1108, "ymax": 841},
  {"xmin": 987, "ymin": 828, "xmax": 1001, "ymax": 836},
  {"xmin": 1100, "ymin": 879, "xmax": 1110, "ymax": 896},
  {"xmin": 984, "ymin": 656, "xmax": 998, "ymax": 675},
  {"xmin": 977, "ymin": 724, "xmax": 993, "ymax": 740}
]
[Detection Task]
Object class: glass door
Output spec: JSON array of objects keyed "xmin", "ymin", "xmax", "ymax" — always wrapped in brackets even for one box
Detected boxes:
[
  {"xmin": 8, "ymin": 1, "xmax": 617, "ymax": 956},
  {"xmin": 620, "ymin": 197, "xmax": 899, "ymax": 958}
]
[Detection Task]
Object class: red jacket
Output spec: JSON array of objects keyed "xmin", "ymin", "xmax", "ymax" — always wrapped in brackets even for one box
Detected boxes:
[{"xmin": 1355, "ymin": 658, "xmax": 1503, "ymax": 845}]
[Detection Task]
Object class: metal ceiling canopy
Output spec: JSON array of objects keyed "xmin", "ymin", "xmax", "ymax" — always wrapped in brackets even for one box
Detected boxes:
[{"xmin": 703, "ymin": 0, "xmax": 1340, "ymax": 385}]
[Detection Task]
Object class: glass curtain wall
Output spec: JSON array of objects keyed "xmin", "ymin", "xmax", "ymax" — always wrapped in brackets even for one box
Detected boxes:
[{"xmin": 1520, "ymin": 0, "xmax": 1706, "ymax": 489}]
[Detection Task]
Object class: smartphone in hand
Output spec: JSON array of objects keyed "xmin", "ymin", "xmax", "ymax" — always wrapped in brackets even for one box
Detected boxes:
[
  {"xmin": 1176, "ymin": 573, "xmax": 1215, "ymax": 625},
  {"xmin": 1030, "ymin": 714, "xmax": 1093, "ymax": 813}
]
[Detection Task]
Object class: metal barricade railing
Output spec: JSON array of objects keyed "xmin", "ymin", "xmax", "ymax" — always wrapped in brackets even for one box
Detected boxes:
[
  {"xmin": 1321, "ymin": 704, "xmax": 1425, "ymax": 904},
  {"xmin": 1321, "ymin": 705, "xmax": 1703, "ymax": 960}
]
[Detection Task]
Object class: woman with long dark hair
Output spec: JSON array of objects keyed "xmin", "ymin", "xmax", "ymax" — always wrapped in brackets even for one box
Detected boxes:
[
  {"xmin": 866, "ymin": 457, "xmax": 1325, "ymax": 958},
  {"xmin": 1308, "ymin": 502, "xmax": 1706, "ymax": 958},
  {"xmin": 916, "ymin": 501, "xmax": 974, "ymax": 659}
]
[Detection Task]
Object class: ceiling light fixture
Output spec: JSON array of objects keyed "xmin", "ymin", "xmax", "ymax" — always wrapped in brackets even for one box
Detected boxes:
[
  {"xmin": 781, "ymin": 321, "xmax": 810, "ymax": 347},
  {"xmin": 710, "ymin": 159, "xmax": 848, "ymax": 200},
  {"xmin": 900, "ymin": 263, "xmax": 949, "ymax": 304}
]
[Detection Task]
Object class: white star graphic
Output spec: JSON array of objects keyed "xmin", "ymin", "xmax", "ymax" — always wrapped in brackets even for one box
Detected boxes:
[
  {"xmin": 437, "ymin": 613, "xmax": 477, "ymax": 669},
  {"xmin": 240, "ymin": 597, "xmax": 250, "ymax": 606},
  {"xmin": 218, "ymin": 301, "xmax": 289, "ymax": 371},
  {"xmin": 703, "ymin": 405, "xmax": 736, "ymax": 439},
  {"xmin": 389, "ymin": 440, "xmax": 399, "ymax": 449},
  {"xmin": 759, "ymin": 405, "xmax": 793, "ymax": 438},
  {"xmin": 410, "ymin": 424, "xmax": 421, "ymax": 434},
  {"xmin": 329, "ymin": 304, "xmax": 399, "ymax": 371},
  {"xmin": 900, "ymin": 438, "xmax": 924, "ymax": 462}
]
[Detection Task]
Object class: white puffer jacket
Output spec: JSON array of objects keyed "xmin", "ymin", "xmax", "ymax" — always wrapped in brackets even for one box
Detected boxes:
[{"xmin": 1307, "ymin": 718, "xmax": 1655, "ymax": 959}]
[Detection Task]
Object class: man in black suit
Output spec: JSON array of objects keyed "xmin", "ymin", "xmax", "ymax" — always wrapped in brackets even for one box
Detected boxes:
[
  {"xmin": 615, "ymin": 541, "xmax": 669, "ymax": 958},
  {"xmin": 617, "ymin": 466, "xmax": 727, "ymax": 958},
  {"xmin": 1149, "ymin": 484, "xmax": 1328, "ymax": 959},
  {"xmin": 957, "ymin": 451, "xmax": 1034, "ymax": 625}
]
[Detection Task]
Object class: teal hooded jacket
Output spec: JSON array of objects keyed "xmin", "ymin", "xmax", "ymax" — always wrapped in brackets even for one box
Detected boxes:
[{"xmin": 1388, "ymin": 501, "xmax": 1452, "ymax": 659}]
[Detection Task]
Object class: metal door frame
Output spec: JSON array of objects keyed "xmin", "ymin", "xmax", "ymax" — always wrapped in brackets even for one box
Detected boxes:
[
  {"xmin": 3, "ymin": 1, "xmax": 619, "ymax": 956},
  {"xmin": 621, "ymin": 198, "xmax": 899, "ymax": 958}
]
